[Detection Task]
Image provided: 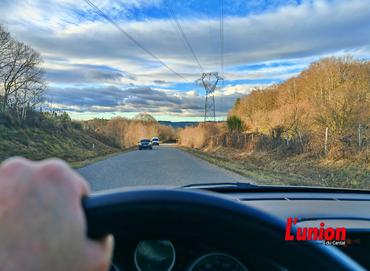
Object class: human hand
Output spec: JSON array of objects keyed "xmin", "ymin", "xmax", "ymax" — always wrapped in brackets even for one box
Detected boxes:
[{"xmin": 0, "ymin": 157, "xmax": 113, "ymax": 271}]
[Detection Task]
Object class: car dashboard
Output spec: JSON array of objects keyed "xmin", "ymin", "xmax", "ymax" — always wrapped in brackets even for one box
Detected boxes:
[
  {"xmin": 109, "ymin": 188, "xmax": 370, "ymax": 271},
  {"xmin": 111, "ymin": 236, "xmax": 282, "ymax": 271}
]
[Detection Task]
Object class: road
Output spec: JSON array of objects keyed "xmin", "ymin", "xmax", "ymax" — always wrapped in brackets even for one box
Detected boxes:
[{"xmin": 78, "ymin": 145, "xmax": 250, "ymax": 191}]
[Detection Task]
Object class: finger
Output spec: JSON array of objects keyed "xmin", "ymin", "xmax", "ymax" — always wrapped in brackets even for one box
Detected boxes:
[
  {"xmin": 0, "ymin": 157, "xmax": 31, "ymax": 177},
  {"xmin": 86, "ymin": 235, "xmax": 114, "ymax": 271},
  {"xmin": 36, "ymin": 158, "xmax": 91, "ymax": 196},
  {"xmin": 0, "ymin": 158, "xmax": 33, "ymax": 191}
]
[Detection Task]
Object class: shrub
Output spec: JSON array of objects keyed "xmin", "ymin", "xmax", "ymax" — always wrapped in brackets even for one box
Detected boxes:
[
  {"xmin": 179, "ymin": 122, "xmax": 225, "ymax": 148},
  {"xmin": 84, "ymin": 114, "xmax": 177, "ymax": 148},
  {"xmin": 227, "ymin": 57, "xmax": 370, "ymax": 158},
  {"xmin": 227, "ymin": 116, "xmax": 244, "ymax": 133}
]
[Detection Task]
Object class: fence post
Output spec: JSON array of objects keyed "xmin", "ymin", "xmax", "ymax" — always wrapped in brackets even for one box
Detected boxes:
[
  {"xmin": 298, "ymin": 131, "xmax": 303, "ymax": 152},
  {"xmin": 324, "ymin": 127, "xmax": 328, "ymax": 155},
  {"xmin": 358, "ymin": 124, "xmax": 362, "ymax": 148},
  {"xmin": 298, "ymin": 131, "xmax": 303, "ymax": 146}
]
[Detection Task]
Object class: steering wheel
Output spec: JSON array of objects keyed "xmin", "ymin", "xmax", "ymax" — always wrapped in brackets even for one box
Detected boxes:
[{"xmin": 83, "ymin": 188, "xmax": 364, "ymax": 271}]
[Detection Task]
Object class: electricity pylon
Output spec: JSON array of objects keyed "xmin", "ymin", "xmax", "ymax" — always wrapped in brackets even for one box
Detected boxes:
[{"xmin": 196, "ymin": 72, "xmax": 223, "ymax": 122}]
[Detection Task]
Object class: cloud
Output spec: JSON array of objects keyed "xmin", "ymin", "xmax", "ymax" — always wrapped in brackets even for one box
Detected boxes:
[
  {"xmin": 44, "ymin": 63, "xmax": 136, "ymax": 84},
  {"xmin": 46, "ymin": 85, "xmax": 242, "ymax": 117},
  {"xmin": 1, "ymin": 0, "xmax": 369, "ymax": 119},
  {"xmin": 152, "ymin": 79, "xmax": 169, "ymax": 85},
  {"xmin": 2, "ymin": 0, "xmax": 369, "ymax": 78}
]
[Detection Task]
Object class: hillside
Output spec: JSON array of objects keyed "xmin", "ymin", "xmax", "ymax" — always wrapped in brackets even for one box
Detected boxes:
[
  {"xmin": 229, "ymin": 57, "xmax": 369, "ymax": 158},
  {"xmin": 179, "ymin": 57, "xmax": 370, "ymax": 189},
  {"xmin": 0, "ymin": 26, "xmax": 120, "ymax": 166},
  {"xmin": 0, "ymin": 114, "xmax": 120, "ymax": 166}
]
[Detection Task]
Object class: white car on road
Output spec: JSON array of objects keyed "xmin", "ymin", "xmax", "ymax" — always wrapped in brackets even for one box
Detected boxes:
[{"xmin": 151, "ymin": 137, "xmax": 159, "ymax": 146}]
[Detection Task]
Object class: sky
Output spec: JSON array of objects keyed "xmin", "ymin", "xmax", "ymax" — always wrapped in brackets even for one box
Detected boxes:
[{"xmin": 0, "ymin": 0, "xmax": 369, "ymax": 121}]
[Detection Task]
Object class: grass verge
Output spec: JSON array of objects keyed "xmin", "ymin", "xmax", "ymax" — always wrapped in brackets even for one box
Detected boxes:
[
  {"xmin": 180, "ymin": 146, "xmax": 370, "ymax": 189},
  {"xmin": 0, "ymin": 124, "xmax": 121, "ymax": 166},
  {"xmin": 70, "ymin": 151, "xmax": 121, "ymax": 169},
  {"xmin": 70, "ymin": 147, "xmax": 135, "ymax": 169}
]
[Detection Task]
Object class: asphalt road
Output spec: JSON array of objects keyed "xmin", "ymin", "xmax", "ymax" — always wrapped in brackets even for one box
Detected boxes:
[{"xmin": 78, "ymin": 145, "xmax": 250, "ymax": 191}]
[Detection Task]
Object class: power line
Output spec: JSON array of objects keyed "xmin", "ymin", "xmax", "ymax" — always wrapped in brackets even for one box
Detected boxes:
[
  {"xmin": 220, "ymin": 0, "xmax": 224, "ymax": 79},
  {"xmin": 83, "ymin": 0, "xmax": 189, "ymax": 82},
  {"xmin": 165, "ymin": 0, "xmax": 204, "ymax": 73}
]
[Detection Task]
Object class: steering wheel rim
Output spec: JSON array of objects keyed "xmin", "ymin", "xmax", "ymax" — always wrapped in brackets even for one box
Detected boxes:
[{"xmin": 83, "ymin": 188, "xmax": 364, "ymax": 271}]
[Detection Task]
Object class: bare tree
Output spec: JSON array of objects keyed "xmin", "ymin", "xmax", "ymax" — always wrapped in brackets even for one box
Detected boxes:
[
  {"xmin": 13, "ymin": 74, "xmax": 46, "ymax": 119},
  {"xmin": 0, "ymin": 25, "xmax": 13, "ymax": 69},
  {"xmin": 0, "ymin": 37, "xmax": 45, "ymax": 117},
  {"xmin": 0, "ymin": 26, "xmax": 13, "ymax": 103}
]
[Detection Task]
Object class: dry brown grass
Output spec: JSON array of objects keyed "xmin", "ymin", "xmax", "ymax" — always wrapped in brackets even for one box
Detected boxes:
[
  {"xmin": 182, "ymin": 146, "xmax": 370, "ymax": 189},
  {"xmin": 229, "ymin": 57, "xmax": 370, "ymax": 159},
  {"xmin": 178, "ymin": 122, "xmax": 226, "ymax": 148},
  {"xmin": 85, "ymin": 116, "xmax": 177, "ymax": 148},
  {"xmin": 178, "ymin": 57, "xmax": 369, "ymax": 188}
]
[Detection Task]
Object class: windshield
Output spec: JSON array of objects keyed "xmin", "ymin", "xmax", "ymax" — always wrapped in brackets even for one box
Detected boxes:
[{"xmin": 0, "ymin": 0, "xmax": 369, "ymax": 191}]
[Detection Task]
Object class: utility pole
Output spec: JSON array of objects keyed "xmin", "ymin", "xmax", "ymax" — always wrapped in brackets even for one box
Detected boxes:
[{"xmin": 196, "ymin": 72, "xmax": 223, "ymax": 122}]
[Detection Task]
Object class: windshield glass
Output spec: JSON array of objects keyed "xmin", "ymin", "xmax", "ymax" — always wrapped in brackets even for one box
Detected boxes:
[{"xmin": 0, "ymin": 0, "xmax": 369, "ymax": 191}]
